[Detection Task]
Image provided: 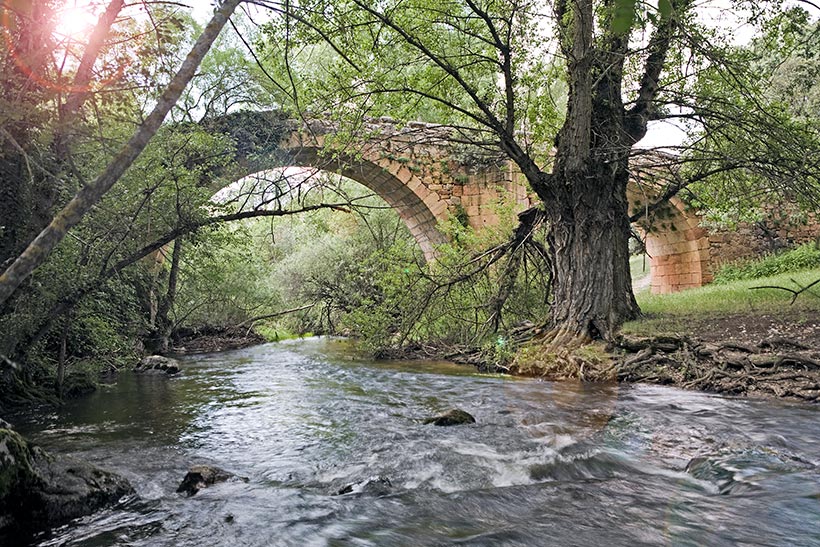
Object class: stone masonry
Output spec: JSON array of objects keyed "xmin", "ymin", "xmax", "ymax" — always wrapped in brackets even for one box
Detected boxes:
[{"xmin": 211, "ymin": 112, "xmax": 814, "ymax": 294}]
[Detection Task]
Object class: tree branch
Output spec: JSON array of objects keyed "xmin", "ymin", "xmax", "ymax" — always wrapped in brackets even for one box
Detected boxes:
[
  {"xmin": 624, "ymin": 0, "xmax": 687, "ymax": 143},
  {"xmin": 19, "ymin": 201, "xmax": 353, "ymax": 355},
  {"xmin": 0, "ymin": 0, "xmax": 243, "ymax": 306}
]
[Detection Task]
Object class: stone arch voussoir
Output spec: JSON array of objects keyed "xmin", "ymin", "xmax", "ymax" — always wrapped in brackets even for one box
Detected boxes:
[
  {"xmin": 226, "ymin": 125, "xmax": 451, "ymax": 261},
  {"xmin": 629, "ymin": 188, "xmax": 712, "ymax": 294}
]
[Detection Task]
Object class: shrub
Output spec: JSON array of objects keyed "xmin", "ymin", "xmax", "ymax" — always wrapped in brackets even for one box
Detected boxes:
[{"xmin": 713, "ymin": 242, "xmax": 820, "ymax": 283}]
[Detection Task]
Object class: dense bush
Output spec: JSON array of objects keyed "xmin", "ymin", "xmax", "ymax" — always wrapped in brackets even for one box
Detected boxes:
[
  {"xmin": 218, "ymin": 186, "xmax": 552, "ymax": 352},
  {"xmin": 713, "ymin": 242, "xmax": 820, "ymax": 283}
]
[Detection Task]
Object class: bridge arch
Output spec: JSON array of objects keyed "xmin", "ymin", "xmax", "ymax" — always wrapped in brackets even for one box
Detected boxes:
[
  {"xmin": 204, "ymin": 111, "xmax": 714, "ymax": 292},
  {"xmin": 276, "ymin": 145, "xmax": 449, "ymax": 261},
  {"xmin": 205, "ymin": 113, "xmax": 453, "ymax": 261},
  {"xmin": 629, "ymin": 191, "xmax": 713, "ymax": 294}
]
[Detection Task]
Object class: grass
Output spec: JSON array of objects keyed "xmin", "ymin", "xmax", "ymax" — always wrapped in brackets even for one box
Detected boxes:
[
  {"xmin": 623, "ymin": 267, "xmax": 820, "ymax": 335},
  {"xmin": 713, "ymin": 243, "xmax": 820, "ymax": 284},
  {"xmin": 630, "ymin": 253, "xmax": 651, "ymax": 284}
]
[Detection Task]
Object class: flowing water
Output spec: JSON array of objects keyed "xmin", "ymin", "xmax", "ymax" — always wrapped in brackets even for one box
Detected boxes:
[{"xmin": 11, "ymin": 337, "xmax": 820, "ymax": 546}]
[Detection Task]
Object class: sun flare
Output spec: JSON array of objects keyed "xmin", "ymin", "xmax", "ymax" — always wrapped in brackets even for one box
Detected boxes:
[{"xmin": 55, "ymin": 2, "xmax": 97, "ymax": 39}]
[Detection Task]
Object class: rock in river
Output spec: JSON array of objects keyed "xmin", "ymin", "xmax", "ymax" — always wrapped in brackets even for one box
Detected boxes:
[
  {"xmin": 0, "ymin": 427, "xmax": 134, "ymax": 540},
  {"xmin": 135, "ymin": 355, "xmax": 180, "ymax": 374},
  {"xmin": 334, "ymin": 476, "xmax": 393, "ymax": 497},
  {"xmin": 177, "ymin": 465, "xmax": 246, "ymax": 496},
  {"xmin": 423, "ymin": 408, "xmax": 476, "ymax": 426}
]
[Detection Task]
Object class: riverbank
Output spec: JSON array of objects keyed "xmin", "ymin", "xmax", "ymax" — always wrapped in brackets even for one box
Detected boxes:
[
  {"xmin": 514, "ymin": 311, "xmax": 820, "ymax": 402},
  {"xmin": 509, "ymin": 268, "xmax": 820, "ymax": 402},
  {"xmin": 170, "ymin": 325, "xmax": 267, "ymax": 354},
  {"xmin": 379, "ymin": 269, "xmax": 820, "ymax": 403}
]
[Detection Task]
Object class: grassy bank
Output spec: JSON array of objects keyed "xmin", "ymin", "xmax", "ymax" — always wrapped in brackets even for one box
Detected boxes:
[{"xmin": 624, "ymin": 267, "xmax": 820, "ymax": 336}]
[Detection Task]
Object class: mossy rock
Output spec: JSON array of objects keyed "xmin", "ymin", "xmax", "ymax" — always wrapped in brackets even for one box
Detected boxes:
[
  {"xmin": 0, "ymin": 428, "xmax": 37, "ymax": 505},
  {"xmin": 0, "ymin": 429, "xmax": 134, "ymax": 539},
  {"xmin": 60, "ymin": 374, "xmax": 98, "ymax": 399},
  {"xmin": 423, "ymin": 409, "xmax": 476, "ymax": 426}
]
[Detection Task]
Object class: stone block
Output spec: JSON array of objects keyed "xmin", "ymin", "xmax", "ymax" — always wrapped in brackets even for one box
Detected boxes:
[
  {"xmin": 430, "ymin": 200, "xmax": 448, "ymax": 217},
  {"xmin": 395, "ymin": 165, "xmax": 413, "ymax": 184},
  {"xmin": 423, "ymin": 192, "xmax": 442, "ymax": 207}
]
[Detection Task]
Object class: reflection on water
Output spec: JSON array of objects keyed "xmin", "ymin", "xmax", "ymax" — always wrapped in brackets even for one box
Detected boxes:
[{"xmin": 11, "ymin": 337, "xmax": 820, "ymax": 546}]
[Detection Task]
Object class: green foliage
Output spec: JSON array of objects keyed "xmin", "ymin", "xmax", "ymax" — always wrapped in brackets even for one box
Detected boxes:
[
  {"xmin": 174, "ymin": 223, "xmax": 285, "ymax": 327},
  {"xmin": 340, "ymin": 213, "xmax": 550, "ymax": 351},
  {"xmin": 713, "ymin": 243, "xmax": 820, "ymax": 284},
  {"xmin": 268, "ymin": 194, "xmax": 422, "ymax": 338},
  {"xmin": 0, "ymin": 3, "xmax": 244, "ymax": 390},
  {"xmin": 192, "ymin": 177, "xmax": 550, "ymax": 354},
  {"xmin": 256, "ymin": 0, "xmax": 564, "ymax": 142},
  {"xmin": 611, "ymin": 0, "xmax": 637, "ymax": 35},
  {"xmin": 674, "ymin": 6, "xmax": 820, "ymax": 221},
  {"xmin": 754, "ymin": 7, "xmax": 820, "ymax": 120}
]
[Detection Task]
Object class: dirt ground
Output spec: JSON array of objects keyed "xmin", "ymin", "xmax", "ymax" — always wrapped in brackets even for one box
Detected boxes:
[
  {"xmin": 679, "ymin": 310, "xmax": 820, "ymax": 347},
  {"xmin": 610, "ymin": 309, "xmax": 820, "ymax": 403}
]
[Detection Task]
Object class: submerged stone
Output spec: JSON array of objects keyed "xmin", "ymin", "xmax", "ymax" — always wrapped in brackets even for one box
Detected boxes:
[
  {"xmin": 177, "ymin": 465, "xmax": 245, "ymax": 496},
  {"xmin": 334, "ymin": 476, "xmax": 392, "ymax": 496},
  {"xmin": 423, "ymin": 409, "xmax": 476, "ymax": 426}
]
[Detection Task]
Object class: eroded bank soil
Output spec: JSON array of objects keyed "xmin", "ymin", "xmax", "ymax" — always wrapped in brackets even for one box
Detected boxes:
[{"xmin": 612, "ymin": 310, "xmax": 820, "ymax": 402}]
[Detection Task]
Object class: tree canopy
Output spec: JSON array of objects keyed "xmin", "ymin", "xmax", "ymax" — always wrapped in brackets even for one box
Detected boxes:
[{"xmin": 1, "ymin": 0, "xmax": 819, "ymax": 403}]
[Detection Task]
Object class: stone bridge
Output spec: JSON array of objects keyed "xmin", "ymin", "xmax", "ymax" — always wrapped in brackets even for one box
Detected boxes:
[{"xmin": 204, "ymin": 111, "xmax": 713, "ymax": 294}]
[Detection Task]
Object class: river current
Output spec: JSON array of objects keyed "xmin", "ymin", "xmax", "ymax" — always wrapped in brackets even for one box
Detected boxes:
[{"xmin": 12, "ymin": 337, "xmax": 820, "ymax": 546}]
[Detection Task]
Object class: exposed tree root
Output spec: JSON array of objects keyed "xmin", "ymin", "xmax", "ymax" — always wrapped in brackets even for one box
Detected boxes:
[
  {"xmin": 509, "ymin": 331, "xmax": 820, "ymax": 403},
  {"xmin": 509, "ymin": 327, "xmax": 612, "ymax": 381},
  {"xmin": 372, "ymin": 321, "xmax": 820, "ymax": 404}
]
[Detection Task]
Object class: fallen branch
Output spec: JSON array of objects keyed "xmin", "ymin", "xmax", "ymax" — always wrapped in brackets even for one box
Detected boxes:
[
  {"xmin": 237, "ymin": 303, "xmax": 317, "ymax": 328},
  {"xmin": 750, "ymin": 277, "xmax": 820, "ymax": 305}
]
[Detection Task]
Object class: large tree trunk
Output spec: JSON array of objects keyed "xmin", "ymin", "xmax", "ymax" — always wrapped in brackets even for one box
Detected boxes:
[
  {"xmin": 533, "ymin": 0, "xmax": 641, "ymax": 341},
  {"xmin": 545, "ymin": 160, "xmax": 639, "ymax": 342}
]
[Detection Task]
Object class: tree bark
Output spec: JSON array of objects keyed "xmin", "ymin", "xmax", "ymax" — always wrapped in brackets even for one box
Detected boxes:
[
  {"xmin": 533, "ymin": 0, "xmax": 641, "ymax": 341},
  {"xmin": 56, "ymin": 321, "xmax": 68, "ymax": 397},
  {"xmin": 152, "ymin": 239, "xmax": 183, "ymax": 353},
  {"xmin": 0, "ymin": 0, "xmax": 242, "ymax": 306},
  {"xmin": 545, "ymin": 160, "xmax": 639, "ymax": 341}
]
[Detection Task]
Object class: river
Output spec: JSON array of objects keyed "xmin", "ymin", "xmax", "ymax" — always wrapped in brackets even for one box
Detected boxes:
[{"xmin": 12, "ymin": 337, "xmax": 820, "ymax": 546}]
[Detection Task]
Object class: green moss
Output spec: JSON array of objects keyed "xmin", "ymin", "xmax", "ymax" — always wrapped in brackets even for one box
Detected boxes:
[{"xmin": 0, "ymin": 429, "xmax": 36, "ymax": 499}]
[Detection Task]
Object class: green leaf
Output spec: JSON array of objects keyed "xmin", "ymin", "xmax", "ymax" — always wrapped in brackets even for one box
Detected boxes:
[
  {"xmin": 612, "ymin": 0, "xmax": 637, "ymax": 35},
  {"xmin": 658, "ymin": 0, "xmax": 673, "ymax": 20}
]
